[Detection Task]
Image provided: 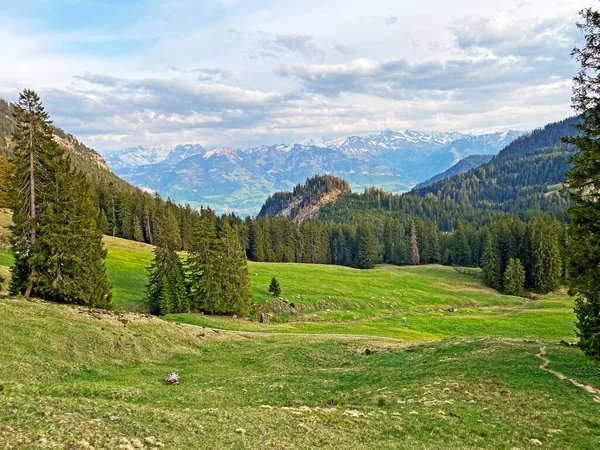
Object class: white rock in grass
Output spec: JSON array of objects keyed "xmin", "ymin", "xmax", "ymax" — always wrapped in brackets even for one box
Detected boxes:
[{"xmin": 166, "ymin": 372, "xmax": 180, "ymax": 385}]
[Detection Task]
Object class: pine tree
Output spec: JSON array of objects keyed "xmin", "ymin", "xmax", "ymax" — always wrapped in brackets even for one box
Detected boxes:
[
  {"xmin": 9, "ymin": 90, "xmax": 51, "ymax": 297},
  {"xmin": 410, "ymin": 220, "xmax": 420, "ymax": 265},
  {"xmin": 133, "ymin": 215, "xmax": 144, "ymax": 242},
  {"xmin": 562, "ymin": 7, "xmax": 600, "ymax": 359},
  {"xmin": 9, "ymin": 90, "xmax": 112, "ymax": 307},
  {"xmin": 97, "ymin": 208, "xmax": 110, "ymax": 235},
  {"xmin": 188, "ymin": 217, "xmax": 220, "ymax": 311},
  {"xmin": 452, "ymin": 223, "xmax": 472, "ymax": 267},
  {"xmin": 530, "ymin": 217, "xmax": 562, "ymax": 294},
  {"xmin": 147, "ymin": 246, "xmax": 188, "ymax": 315},
  {"xmin": 481, "ymin": 233, "xmax": 502, "ymax": 291},
  {"xmin": 356, "ymin": 221, "xmax": 378, "ymax": 269},
  {"xmin": 218, "ymin": 222, "xmax": 254, "ymax": 315},
  {"xmin": 268, "ymin": 277, "xmax": 282, "ymax": 297},
  {"xmin": 504, "ymin": 258, "xmax": 525, "ymax": 296}
]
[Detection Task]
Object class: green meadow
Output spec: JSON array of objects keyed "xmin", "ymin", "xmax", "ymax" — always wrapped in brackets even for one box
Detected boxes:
[
  {"xmin": 1, "ymin": 297, "xmax": 599, "ymax": 449},
  {"xmin": 1, "ymin": 227, "xmax": 599, "ymax": 449}
]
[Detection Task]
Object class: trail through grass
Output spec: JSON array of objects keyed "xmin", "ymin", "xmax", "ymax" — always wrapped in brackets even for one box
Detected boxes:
[{"xmin": 1, "ymin": 297, "xmax": 599, "ymax": 449}]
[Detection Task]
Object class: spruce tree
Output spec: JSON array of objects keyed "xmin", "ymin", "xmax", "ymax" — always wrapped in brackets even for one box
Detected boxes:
[
  {"xmin": 410, "ymin": 220, "xmax": 420, "ymax": 265},
  {"xmin": 147, "ymin": 205, "xmax": 189, "ymax": 315},
  {"xmin": 147, "ymin": 246, "xmax": 188, "ymax": 315},
  {"xmin": 268, "ymin": 277, "xmax": 282, "ymax": 297},
  {"xmin": 530, "ymin": 216, "xmax": 562, "ymax": 294},
  {"xmin": 563, "ymin": 7, "xmax": 600, "ymax": 359},
  {"xmin": 452, "ymin": 223, "xmax": 472, "ymax": 267},
  {"xmin": 9, "ymin": 90, "xmax": 111, "ymax": 306},
  {"xmin": 220, "ymin": 222, "xmax": 254, "ymax": 315},
  {"xmin": 356, "ymin": 221, "xmax": 378, "ymax": 269},
  {"xmin": 188, "ymin": 217, "xmax": 220, "ymax": 311},
  {"xmin": 481, "ymin": 233, "xmax": 502, "ymax": 291},
  {"xmin": 9, "ymin": 89, "xmax": 51, "ymax": 297},
  {"xmin": 504, "ymin": 258, "xmax": 525, "ymax": 296}
]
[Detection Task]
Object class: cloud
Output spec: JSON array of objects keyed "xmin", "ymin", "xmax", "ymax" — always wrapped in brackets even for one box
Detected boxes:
[
  {"xmin": 333, "ymin": 44, "xmax": 356, "ymax": 55},
  {"xmin": 278, "ymin": 14, "xmax": 579, "ymax": 100},
  {"xmin": 385, "ymin": 15, "xmax": 399, "ymax": 26},
  {"xmin": 168, "ymin": 65, "xmax": 234, "ymax": 83},
  {"xmin": 271, "ymin": 34, "xmax": 325, "ymax": 59}
]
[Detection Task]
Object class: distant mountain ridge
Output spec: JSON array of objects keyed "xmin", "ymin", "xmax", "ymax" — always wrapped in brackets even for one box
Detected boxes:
[
  {"xmin": 103, "ymin": 128, "xmax": 523, "ymax": 215},
  {"xmin": 413, "ymin": 155, "xmax": 494, "ymax": 190}
]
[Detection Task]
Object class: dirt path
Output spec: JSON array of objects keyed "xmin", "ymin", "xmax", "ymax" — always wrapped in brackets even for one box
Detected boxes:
[
  {"xmin": 537, "ymin": 345, "xmax": 600, "ymax": 403},
  {"xmin": 208, "ymin": 328, "xmax": 409, "ymax": 342}
]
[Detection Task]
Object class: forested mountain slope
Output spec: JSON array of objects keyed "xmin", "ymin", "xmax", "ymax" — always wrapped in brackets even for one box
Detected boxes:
[
  {"xmin": 413, "ymin": 154, "xmax": 494, "ymax": 190},
  {"xmin": 0, "ymin": 98, "xmax": 134, "ymax": 192},
  {"xmin": 258, "ymin": 175, "xmax": 350, "ymax": 223},
  {"xmin": 261, "ymin": 117, "xmax": 579, "ymax": 231},
  {"xmin": 411, "ymin": 117, "xmax": 580, "ymax": 214}
]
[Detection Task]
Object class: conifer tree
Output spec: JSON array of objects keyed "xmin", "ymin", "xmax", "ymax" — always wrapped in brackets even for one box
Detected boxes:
[
  {"xmin": 9, "ymin": 89, "xmax": 51, "ymax": 297},
  {"xmin": 147, "ymin": 206, "xmax": 189, "ymax": 315},
  {"xmin": 452, "ymin": 223, "xmax": 472, "ymax": 267},
  {"xmin": 562, "ymin": 7, "xmax": 600, "ymax": 359},
  {"xmin": 147, "ymin": 246, "xmax": 188, "ymax": 315},
  {"xmin": 9, "ymin": 90, "xmax": 112, "ymax": 307},
  {"xmin": 481, "ymin": 233, "xmax": 502, "ymax": 291},
  {"xmin": 218, "ymin": 222, "xmax": 254, "ymax": 315},
  {"xmin": 188, "ymin": 217, "xmax": 220, "ymax": 311},
  {"xmin": 410, "ymin": 220, "xmax": 420, "ymax": 265},
  {"xmin": 268, "ymin": 277, "xmax": 282, "ymax": 297},
  {"xmin": 504, "ymin": 258, "xmax": 525, "ymax": 296},
  {"xmin": 530, "ymin": 216, "xmax": 562, "ymax": 294},
  {"xmin": 356, "ymin": 221, "xmax": 378, "ymax": 269}
]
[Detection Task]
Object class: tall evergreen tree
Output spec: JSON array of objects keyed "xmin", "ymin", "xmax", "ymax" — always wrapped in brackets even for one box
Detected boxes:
[
  {"xmin": 9, "ymin": 90, "xmax": 112, "ymax": 307},
  {"xmin": 188, "ymin": 217, "xmax": 219, "ymax": 311},
  {"xmin": 481, "ymin": 233, "xmax": 502, "ymax": 291},
  {"xmin": 563, "ymin": 7, "xmax": 600, "ymax": 359},
  {"xmin": 146, "ymin": 246, "xmax": 188, "ymax": 315},
  {"xmin": 504, "ymin": 258, "xmax": 526, "ymax": 296},
  {"xmin": 356, "ymin": 221, "xmax": 378, "ymax": 269},
  {"xmin": 9, "ymin": 90, "xmax": 50, "ymax": 297},
  {"xmin": 410, "ymin": 220, "xmax": 420, "ymax": 265},
  {"xmin": 452, "ymin": 223, "xmax": 472, "ymax": 267},
  {"xmin": 530, "ymin": 216, "xmax": 562, "ymax": 294},
  {"xmin": 217, "ymin": 222, "xmax": 254, "ymax": 315}
]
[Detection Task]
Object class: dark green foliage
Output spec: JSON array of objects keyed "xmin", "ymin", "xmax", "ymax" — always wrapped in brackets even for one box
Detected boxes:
[
  {"xmin": 188, "ymin": 219, "xmax": 254, "ymax": 315},
  {"xmin": 147, "ymin": 246, "xmax": 188, "ymax": 315},
  {"xmin": 451, "ymin": 223, "xmax": 472, "ymax": 267},
  {"xmin": 503, "ymin": 258, "xmax": 526, "ymax": 296},
  {"xmin": 268, "ymin": 277, "xmax": 282, "ymax": 297},
  {"xmin": 530, "ymin": 216, "xmax": 562, "ymax": 294},
  {"xmin": 259, "ymin": 174, "xmax": 351, "ymax": 218},
  {"xmin": 410, "ymin": 221, "xmax": 420, "ymax": 265},
  {"xmin": 356, "ymin": 221, "xmax": 378, "ymax": 269},
  {"xmin": 481, "ymin": 234, "xmax": 502, "ymax": 291},
  {"xmin": 562, "ymin": 8, "xmax": 600, "ymax": 360},
  {"xmin": 9, "ymin": 90, "xmax": 111, "ymax": 307}
]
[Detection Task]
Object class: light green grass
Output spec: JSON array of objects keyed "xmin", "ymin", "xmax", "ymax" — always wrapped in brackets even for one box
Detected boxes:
[
  {"xmin": 1, "ymin": 297, "xmax": 599, "ymax": 449},
  {"xmin": 103, "ymin": 236, "xmax": 154, "ymax": 312}
]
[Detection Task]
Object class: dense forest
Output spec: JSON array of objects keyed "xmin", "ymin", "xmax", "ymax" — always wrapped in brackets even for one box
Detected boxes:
[{"xmin": 0, "ymin": 94, "xmax": 580, "ymax": 307}]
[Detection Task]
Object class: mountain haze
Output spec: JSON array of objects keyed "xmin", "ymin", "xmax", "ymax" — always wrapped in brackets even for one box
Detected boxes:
[{"xmin": 105, "ymin": 129, "xmax": 522, "ymax": 215}]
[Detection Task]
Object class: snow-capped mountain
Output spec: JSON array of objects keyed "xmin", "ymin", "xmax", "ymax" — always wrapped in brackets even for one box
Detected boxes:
[
  {"xmin": 104, "ymin": 146, "xmax": 170, "ymax": 169},
  {"xmin": 331, "ymin": 129, "xmax": 467, "ymax": 155},
  {"xmin": 106, "ymin": 128, "xmax": 523, "ymax": 215},
  {"xmin": 162, "ymin": 144, "xmax": 207, "ymax": 165}
]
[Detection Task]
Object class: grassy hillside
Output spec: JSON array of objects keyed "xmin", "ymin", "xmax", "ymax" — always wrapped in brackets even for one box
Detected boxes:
[
  {"xmin": 1, "ymin": 296, "xmax": 599, "ymax": 449},
  {"xmin": 0, "ymin": 227, "xmax": 578, "ymax": 342}
]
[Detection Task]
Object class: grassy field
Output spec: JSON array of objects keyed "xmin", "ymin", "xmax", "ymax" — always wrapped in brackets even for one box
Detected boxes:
[
  {"xmin": 0, "ymin": 214, "xmax": 599, "ymax": 448},
  {"xmin": 0, "ymin": 231, "xmax": 579, "ymax": 342},
  {"xmin": 1, "ymin": 297, "xmax": 599, "ymax": 449}
]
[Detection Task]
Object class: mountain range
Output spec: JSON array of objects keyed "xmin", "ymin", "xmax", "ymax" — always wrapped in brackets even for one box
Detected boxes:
[{"xmin": 103, "ymin": 129, "xmax": 523, "ymax": 215}]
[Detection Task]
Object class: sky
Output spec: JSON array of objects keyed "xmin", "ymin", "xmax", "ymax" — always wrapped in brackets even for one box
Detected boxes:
[{"xmin": 0, "ymin": 0, "xmax": 589, "ymax": 153}]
